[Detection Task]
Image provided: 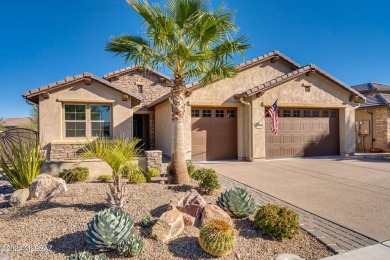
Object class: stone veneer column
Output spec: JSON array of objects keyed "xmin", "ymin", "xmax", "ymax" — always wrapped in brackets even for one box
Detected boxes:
[
  {"xmin": 144, "ymin": 150, "xmax": 162, "ymax": 172},
  {"xmin": 149, "ymin": 113, "xmax": 156, "ymax": 149}
]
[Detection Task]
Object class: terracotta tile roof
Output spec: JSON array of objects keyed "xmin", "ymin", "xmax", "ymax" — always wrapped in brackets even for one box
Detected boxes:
[
  {"xmin": 358, "ymin": 93, "xmax": 390, "ymax": 108},
  {"xmin": 351, "ymin": 82, "xmax": 390, "ymax": 93},
  {"xmin": 103, "ymin": 65, "xmax": 172, "ymax": 81},
  {"xmin": 2, "ymin": 117, "xmax": 33, "ymax": 127},
  {"xmin": 23, "ymin": 73, "xmax": 142, "ymax": 103},
  {"xmin": 147, "ymin": 50, "xmax": 300, "ymax": 108},
  {"xmin": 234, "ymin": 64, "xmax": 365, "ymax": 103}
]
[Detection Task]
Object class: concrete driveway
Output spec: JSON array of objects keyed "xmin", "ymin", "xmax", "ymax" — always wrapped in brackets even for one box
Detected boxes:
[{"xmin": 197, "ymin": 157, "xmax": 390, "ymax": 242}]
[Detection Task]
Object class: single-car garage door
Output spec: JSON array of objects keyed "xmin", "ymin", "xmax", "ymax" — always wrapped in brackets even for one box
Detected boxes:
[
  {"xmin": 266, "ymin": 108, "xmax": 339, "ymax": 158},
  {"xmin": 191, "ymin": 108, "xmax": 237, "ymax": 161}
]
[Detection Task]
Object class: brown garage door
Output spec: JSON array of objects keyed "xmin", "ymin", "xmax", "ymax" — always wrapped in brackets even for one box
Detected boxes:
[
  {"xmin": 191, "ymin": 108, "xmax": 237, "ymax": 161},
  {"xmin": 266, "ymin": 108, "xmax": 339, "ymax": 158}
]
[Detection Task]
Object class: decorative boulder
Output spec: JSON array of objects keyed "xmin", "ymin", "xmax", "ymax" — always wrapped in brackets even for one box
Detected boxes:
[
  {"xmin": 10, "ymin": 189, "xmax": 30, "ymax": 207},
  {"xmin": 182, "ymin": 212, "xmax": 196, "ymax": 226},
  {"xmin": 29, "ymin": 174, "xmax": 67, "ymax": 200},
  {"xmin": 151, "ymin": 208, "xmax": 184, "ymax": 243},
  {"xmin": 176, "ymin": 189, "xmax": 207, "ymax": 221},
  {"xmin": 275, "ymin": 253, "xmax": 303, "ymax": 260},
  {"xmin": 200, "ymin": 204, "xmax": 233, "ymax": 226}
]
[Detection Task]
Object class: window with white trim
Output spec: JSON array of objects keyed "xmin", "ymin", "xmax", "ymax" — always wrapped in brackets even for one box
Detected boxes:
[
  {"xmin": 91, "ymin": 105, "xmax": 111, "ymax": 137},
  {"xmin": 64, "ymin": 104, "xmax": 111, "ymax": 138},
  {"xmin": 65, "ymin": 104, "xmax": 86, "ymax": 137}
]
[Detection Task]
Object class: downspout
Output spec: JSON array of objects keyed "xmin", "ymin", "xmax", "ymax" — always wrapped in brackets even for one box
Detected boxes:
[{"xmin": 239, "ymin": 98, "xmax": 253, "ymax": 161}]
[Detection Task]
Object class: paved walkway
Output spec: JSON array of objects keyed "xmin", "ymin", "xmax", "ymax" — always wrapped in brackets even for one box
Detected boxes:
[{"xmin": 196, "ymin": 157, "xmax": 390, "ymax": 253}]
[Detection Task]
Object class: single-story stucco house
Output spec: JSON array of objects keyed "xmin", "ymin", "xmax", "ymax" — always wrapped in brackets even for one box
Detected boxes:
[
  {"xmin": 352, "ymin": 83, "xmax": 390, "ymax": 152},
  {"xmin": 1, "ymin": 117, "xmax": 34, "ymax": 130},
  {"xmin": 23, "ymin": 50, "xmax": 365, "ymax": 174}
]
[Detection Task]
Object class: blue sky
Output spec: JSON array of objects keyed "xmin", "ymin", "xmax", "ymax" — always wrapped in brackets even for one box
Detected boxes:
[{"xmin": 1, "ymin": 0, "xmax": 390, "ymax": 118}]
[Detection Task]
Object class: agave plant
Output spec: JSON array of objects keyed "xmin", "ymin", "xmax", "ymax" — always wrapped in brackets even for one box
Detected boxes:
[
  {"xmin": 0, "ymin": 137, "xmax": 46, "ymax": 189},
  {"xmin": 199, "ymin": 219, "xmax": 235, "ymax": 257},
  {"xmin": 80, "ymin": 136, "xmax": 142, "ymax": 208},
  {"xmin": 86, "ymin": 208, "xmax": 135, "ymax": 251},
  {"xmin": 217, "ymin": 187, "xmax": 256, "ymax": 218},
  {"xmin": 68, "ymin": 251, "xmax": 93, "ymax": 260},
  {"xmin": 116, "ymin": 234, "xmax": 144, "ymax": 257}
]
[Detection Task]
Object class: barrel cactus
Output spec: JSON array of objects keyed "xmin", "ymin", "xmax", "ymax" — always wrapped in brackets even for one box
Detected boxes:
[
  {"xmin": 86, "ymin": 208, "xmax": 135, "ymax": 251},
  {"xmin": 116, "ymin": 234, "xmax": 144, "ymax": 257},
  {"xmin": 217, "ymin": 187, "xmax": 256, "ymax": 218},
  {"xmin": 199, "ymin": 219, "xmax": 235, "ymax": 257},
  {"xmin": 141, "ymin": 215, "xmax": 152, "ymax": 227}
]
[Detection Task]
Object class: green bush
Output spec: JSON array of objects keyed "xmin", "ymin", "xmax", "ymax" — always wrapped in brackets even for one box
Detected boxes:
[
  {"xmin": 148, "ymin": 168, "xmax": 160, "ymax": 177},
  {"xmin": 128, "ymin": 170, "xmax": 146, "ymax": 184},
  {"xmin": 59, "ymin": 167, "xmax": 89, "ymax": 183},
  {"xmin": 253, "ymin": 204, "xmax": 300, "ymax": 241},
  {"xmin": 166, "ymin": 161, "xmax": 196, "ymax": 177},
  {"xmin": 192, "ymin": 168, "xmax": 221, "ymax": 194},
  {"xmin": 0, "ymin": 138, "xmax": 46, "ymax": 189},
  {"xmin": 97, "ymin": 174, "xmax": 112, "ymax": 182}
]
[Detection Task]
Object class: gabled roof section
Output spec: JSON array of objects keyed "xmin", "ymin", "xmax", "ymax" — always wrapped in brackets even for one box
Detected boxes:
[
  {"xmin": 23, "ymin": 72, "xmax": 142, "ymax": 104},
  {"xmin": 2, "ymin": 117, "xmax": 33, "ymax": 127},
  {"xmin": 147, "ymin": 50, "xmax": 300, "ymax": 108},
  {"xmin": 358, "ymin": 93, "xmax": 390, "ymax": 108},
  {"xmin": 234, "ymin": 64, "xmax": 365, "ymax": 103},
  {"xmin": 103, "ymin": 65, "xmax": 172, "ymax": 81},
  {"xmin": 352, "ymin": 82, "xmax": 390, "ymax": 94}
]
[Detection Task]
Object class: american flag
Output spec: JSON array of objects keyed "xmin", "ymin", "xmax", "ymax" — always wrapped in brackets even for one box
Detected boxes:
[{"xmin": 268, "ymin": 100, "xmax": 279, "ymax": 134}]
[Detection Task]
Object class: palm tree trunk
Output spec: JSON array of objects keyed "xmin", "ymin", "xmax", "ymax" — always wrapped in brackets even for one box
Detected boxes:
[{"xmin": 170, "ymin": 80, "xmax": 190, "ymax": 185}]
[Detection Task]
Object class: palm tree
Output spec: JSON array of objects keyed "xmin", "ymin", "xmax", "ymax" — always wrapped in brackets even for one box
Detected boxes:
[
  {"xmin": 81, "ymin": 137, "xmax": 142, "ymax": 208},
  {"xmin": 106, "ymin": 0, "xmax": 251, "ymax": 184}
]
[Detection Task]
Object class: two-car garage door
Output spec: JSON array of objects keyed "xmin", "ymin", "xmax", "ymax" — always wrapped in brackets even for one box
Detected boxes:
[
  {"xmin": 191, "ymin": 107, "xmax": 340, "ymax": 161},
  {"xmin": 265, "ymin": 108, "xmax": 340, "ymax": 158}
]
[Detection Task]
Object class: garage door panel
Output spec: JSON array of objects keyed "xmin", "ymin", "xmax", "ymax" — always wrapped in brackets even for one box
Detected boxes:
[
  {"xmin": 191, "ymin": 108, "xmax": 237, "ymax": 161},
  {"xmin": 266, "ymin": 109, "xmax": 339, "ymax": 158}
]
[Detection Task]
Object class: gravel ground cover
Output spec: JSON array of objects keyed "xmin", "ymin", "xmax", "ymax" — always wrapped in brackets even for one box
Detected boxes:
[{"xmin": 0, "ymin": 175, "xmax": 333, "ymax": 260}]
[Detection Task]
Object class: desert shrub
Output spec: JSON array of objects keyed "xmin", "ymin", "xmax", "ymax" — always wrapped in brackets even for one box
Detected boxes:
[
  {"xmin": 0, "ymin": 138, "xmax": 46, "ymax": 189},
  {"xmin": 254, "ymin": 204, "xmax": 300, "ymax": 241},
  {"xmin": 128, "ymin": 169, "xmax": 146, "ymax": 184},
  {"xmin": 166, "ymin": 161, "xmax": 196, "ymax": 177},
  {"xmin": 97, "ymin": 174, "xmax": 112, "ymax": 182},
  {"xmin": 148, "ymin": 167, "xmax": 160, "ymax": 177},
  {"xmin": 192, "ymin": 168, "xmax": 221, "ymax": 194},
  {"xmin": 59, "ymin": 167, "xmax": 89, "ymax": 183}
]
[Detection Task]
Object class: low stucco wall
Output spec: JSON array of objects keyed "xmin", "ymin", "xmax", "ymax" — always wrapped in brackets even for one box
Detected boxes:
[{"xmin": 41, "ymin": 158, "xmax": 147, "ymax": 179}]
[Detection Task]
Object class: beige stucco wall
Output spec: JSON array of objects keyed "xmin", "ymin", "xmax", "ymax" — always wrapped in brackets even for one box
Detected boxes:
[
  {"xmin": 355, "ymin": 108, "xmax": 390, "ymax": 151},
  {"xmin": 251, "ymin": 73, "xmax": 358, "ymax": 159},
  {"xmin": 39, "ymin": 80, "xmax": 133, "ymax": 148},
  {"xmin": 155, "ymin": 60, "xmax": 295, "ymax": 160}
]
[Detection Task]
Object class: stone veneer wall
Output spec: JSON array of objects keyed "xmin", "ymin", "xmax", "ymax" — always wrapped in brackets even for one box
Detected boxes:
[
  {"xmin": 374, "ymin": 108, "xmax": 390, "ymax": 151},
  {"xmin": 110, "ymin": 70, "xmax": 170, "ymax": 110},
  {"xmin": 110, "ymin": 70, "xmax": 171, "ymax": 149},
  {"xmin": 144, "ymin": 150, "xmax": 162, "ymax": 172},
  {"xmin": 149, "ymin": 114, "xmax": 156, "ymax": 149},
  {"xmin": 49, "ymin": 144, "xmax": 86, "ymax": 161}
]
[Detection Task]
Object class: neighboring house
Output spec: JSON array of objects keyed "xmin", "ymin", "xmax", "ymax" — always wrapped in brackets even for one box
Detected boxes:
[
  {"xmin": 23, "ymin": 50, "xmax": 364, "ymax": 164},
  {"xmin": 1, "ymin": 117, "xmax": 34, "ymax": 130},
  {"xmin": 352, "ymin": 83, "xmax": 390, "ymax": 152}
]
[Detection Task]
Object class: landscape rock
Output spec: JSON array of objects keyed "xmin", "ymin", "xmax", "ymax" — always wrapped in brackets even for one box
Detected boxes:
[
  {"xmin": 151, "ymin": 208, "xmax": 184, "ymax": 243},
  {"xmin": 176, "ymin": 189, "xmax": 207, "ymax": 220},
  {"xmin": 200, "ymin": 204, "xmax": 233, "ymax": 226},
  {"xmin": 0, "ymin": 254, "xmax": 10, "ymax": 260},
  {"xmin": 167, "ymin": 199, "xmax": 179, "ymax": 211},
  {"xmin": 182, "ymin": 212, "xmax": 196, "ymax": 226},
  {"xmin": 275, "ymin": 253, "xmax": 303, "ymax": 260},
  {"xmin": 10, "ymin": 188, "xmax": 29, "ymax": 207},
  {"xmin": 29, "ymin": 174, "xmax": 67, "ymax": 200}
]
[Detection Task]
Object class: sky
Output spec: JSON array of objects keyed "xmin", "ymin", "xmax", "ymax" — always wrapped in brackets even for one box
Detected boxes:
[{"xmin": 1, "ymin": 0, "xmax": 390, "ymax": 118}]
